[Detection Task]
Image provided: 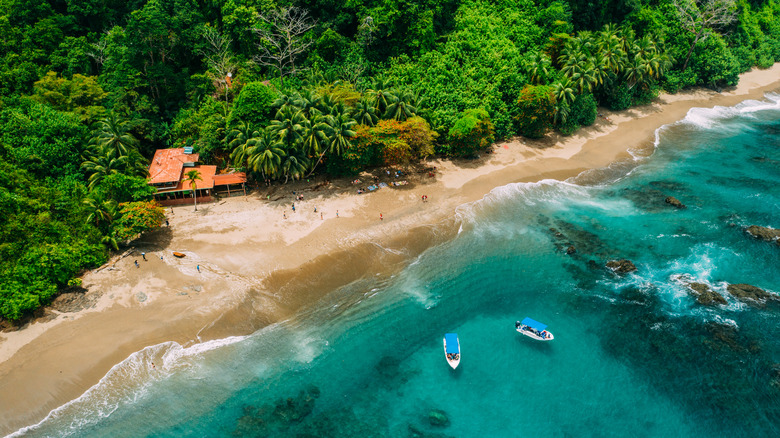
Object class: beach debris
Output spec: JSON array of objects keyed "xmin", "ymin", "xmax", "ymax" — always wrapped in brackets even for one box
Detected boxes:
[
  {"xmin": 606, "ymin": 259, "xmax": 637, "ymax": 274},
  {"xmin": 685, "ymin": 282, "xmax": 727, "ymax": 306},
  {"xmin": 428, "ymin": 409, "xmax": 450, "ymax": 427},
  {"xmin": 744, "ymin": 225, "xmax": 780, "ymax": 245},
  {"xmin": 50, "ymin": 291, "xmax": 99, "ymax": 313},
  {"xmin": 664, "ymin": 196, "xmax": 686, "ymax": 209},
  {"xmin": 726, "ymin": 283, "xmax": 778, "ymax": 306},
  {"xmin": 135, "ymin": 291, "xmax": 148, "ymax": 303},
  {"xmin": 173, "ymin": 252, "xmax": 186, "ymax": 258}
]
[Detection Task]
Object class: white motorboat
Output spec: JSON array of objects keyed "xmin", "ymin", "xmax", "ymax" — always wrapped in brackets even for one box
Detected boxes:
[
  {"xmin": 516, "ymin": 317, "xmax": 554, "ymax": 341},
  {"xmin": 443, "ymin": 333, "xmax": 460, "ymax": 369}
]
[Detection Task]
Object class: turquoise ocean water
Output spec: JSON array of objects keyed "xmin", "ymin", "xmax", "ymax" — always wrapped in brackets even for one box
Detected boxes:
[{"xmin": 14, "ymin": 94, "xmax": 780, "ymax": 437}]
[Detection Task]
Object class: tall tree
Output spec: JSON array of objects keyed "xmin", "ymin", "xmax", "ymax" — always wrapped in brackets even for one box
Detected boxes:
[
  {"xmin": 253, "ymin": 7, "xmax": 316, "ymax": 87},
  {"xmin": 674, "ymin": 0, "xmax": 737, "ymax": 71},
  {"xmin": 183, "ymin": 169, "xmax": 203, "ymax": 211},
  {"xmin": 90, "ymin": 113, "xmax": 139, "ymax": 157}
]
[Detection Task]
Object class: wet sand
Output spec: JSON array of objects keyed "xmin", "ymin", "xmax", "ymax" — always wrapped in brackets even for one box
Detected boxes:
[{"xmin": 1, "ymin": 64, "xmax": 779, "ymax": 435}]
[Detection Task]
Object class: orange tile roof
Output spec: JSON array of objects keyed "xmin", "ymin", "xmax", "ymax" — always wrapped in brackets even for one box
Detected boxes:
[
  {"xmin": 213, "ymin": 172, "xmax": 247, "ymax": 186},
  {"xmin": 155, "ymin": 165, "xmax": 217, "ymax": 193},
  {"xmin": 148, "ymin": 148, "xmax": 200, "ymax": 184}
]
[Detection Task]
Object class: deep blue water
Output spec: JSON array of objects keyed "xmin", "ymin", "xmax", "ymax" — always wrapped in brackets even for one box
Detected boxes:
[{"xmin": 15, "ymin": 94, "xmax": 780, "ymax": 437}]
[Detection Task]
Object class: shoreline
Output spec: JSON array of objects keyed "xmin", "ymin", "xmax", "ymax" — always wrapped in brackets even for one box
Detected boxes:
[{"xmin": 1, "ymin": 64, "xmax": 780, "ymax": 435}]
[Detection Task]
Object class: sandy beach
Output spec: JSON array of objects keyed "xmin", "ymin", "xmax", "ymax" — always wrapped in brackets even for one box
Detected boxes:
[{"xmin": 1, "ymin": 64, "xmax": 779, "ymax": 435}]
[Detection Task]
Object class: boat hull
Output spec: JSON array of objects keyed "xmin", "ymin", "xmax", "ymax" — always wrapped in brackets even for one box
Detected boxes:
[
  {"xmin": 443, "ymin": 337, "xmax": 460, "ymax": 369},
  {"xmin": 517, "ymin": 328, "xmax": 554, "ymax": 341}
]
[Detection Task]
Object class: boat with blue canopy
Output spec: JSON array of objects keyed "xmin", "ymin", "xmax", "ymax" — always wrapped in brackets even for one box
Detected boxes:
[
  {"xmin": 515, "ymin": 317, "xmax": 554, "ymax": 341},
  {"xmin": 443, "ymin": 333, "xmax": 460, "ymax": 369}
]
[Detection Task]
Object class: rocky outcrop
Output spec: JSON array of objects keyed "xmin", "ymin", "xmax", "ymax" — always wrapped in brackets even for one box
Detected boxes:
[
  {"xmin": 687, "ymin": 282, "xmax": 727, "ymax": 306},
  {"xmin": 50, "ymin": 291, "xmax": 99, "ymax": 313},
  {"xmin": 566, "ymin": 246, "xmax": 577, "ymax": 255},
  {"xmin": 745, "ymin": 226, "xmax": 780, "ymax": 244},
  {"xmin": 726, "ymin": 283, "xmax": 778, "ymax": 305},
  {"xmin": 428, "ymin": 409, "xmax": 449, "ymax": 427},
  {"xmin": 606, "ymin": 259, "xmax": 637, "ymax": 274},
  {"xmin": 664, "ymin": 196, "xmax": 686, "ymax": 209}
]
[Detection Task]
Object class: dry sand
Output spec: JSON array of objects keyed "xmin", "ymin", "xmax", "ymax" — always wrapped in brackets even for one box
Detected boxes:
[{"xmin": 1, "ymin": 64, "xmax": 779, "ymax": 435}]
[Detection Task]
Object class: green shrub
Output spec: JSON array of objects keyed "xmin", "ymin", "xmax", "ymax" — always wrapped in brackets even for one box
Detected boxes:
[
  {"xmin": 513, "ymin": 85, "xmax": 555, "ymax": 139},
  {"xmin": 448, "ymin": 109, "xmax": 495, "ymax": 158},
  {"xmin": 232, "ymin": 81, "xmax": 278, "ymax": 128},
  {"xmin": 632, "ymin": 85, "xmax": 660, "ymax": 106},
  {"xmin": 662, "ymin": 69, "xmax": 698, "ymax": 94},
  {"xmin": 572, "ymin": 93, "xmax": 597, "ymax": 126},
  {"xmin": 603, "ymin": 83, "xmax": 633, "ymax": 111}
]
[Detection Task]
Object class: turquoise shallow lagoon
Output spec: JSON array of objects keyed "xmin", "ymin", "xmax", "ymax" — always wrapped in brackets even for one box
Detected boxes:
[{"xmin": 15, "ymin": 94, "xmax": 780, "ymax": 437}]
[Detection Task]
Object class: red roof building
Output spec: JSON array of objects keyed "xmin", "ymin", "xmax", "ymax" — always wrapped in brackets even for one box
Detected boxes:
[{"xmin": 147, "ymin": 148, "xmax": 247, "ymax": 205}]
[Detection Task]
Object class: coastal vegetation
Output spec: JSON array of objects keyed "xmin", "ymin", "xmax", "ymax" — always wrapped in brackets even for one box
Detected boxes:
[{"xmin": 1, "ymin": 0, "xmax": 780, "ymax": 320}]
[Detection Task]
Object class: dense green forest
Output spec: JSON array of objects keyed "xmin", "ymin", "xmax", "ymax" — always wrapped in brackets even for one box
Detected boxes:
[{"xmin": 1, "ymin": 0, "xmax": 779, "ymax": 321}]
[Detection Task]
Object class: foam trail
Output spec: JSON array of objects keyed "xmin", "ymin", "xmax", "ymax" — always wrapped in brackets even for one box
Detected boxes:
[
  {"xmin": 9, "ymin": 336, "xmax": 246, "ymax": 438},
  {"xmin": 679, "ymin": 92, "xmax": 780, "ymax": 129}
]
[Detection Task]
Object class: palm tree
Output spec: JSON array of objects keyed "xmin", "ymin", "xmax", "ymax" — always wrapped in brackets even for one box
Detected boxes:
[
  {"xmin": 270, "ymin": 106, "xmax": 306, "ymax": 149},
  {"xmin": 183, "ymin": 169, "xmax": 203, "ymax": 211},
  {"xmin": 597, "ymin": 25, "xmax": 627, "ymax": 74},
  {"xmin": 91, "ymin": 113, "xmax": 139, "ymax": 157},
  {"xmin": 352, "ymin": 98, "xmax": 379, "ymax": 126},
  {"xmin": 81, "ymin": 144, "xmax": 130, "ymax": 190},
  {"xmin": 527, "ymin": 53, "xmax": 553, "ymax": 84},
  {"xmin": 84, "ymin": 197, "xmax": 117, "ymax": 230},
  {"xmin": 384, "ymin": 90, "xmax": 418, "ymax": 122},
  {"xmin": 552, "ymin": 78, "xmax": 576, "ymax": 124},
  {"xmin": 301, "ymin": 110, "xmax": 331, "ymax": 158},
  {"xmin": 326, "ymin": 110, "xmax": 357, "ymax": 157},
  {"xmin": 308, "ymin": 110, "xmax": 357, "ymax": 175},
  {"xmin": 246, "ymin": 130, "xmax": 286, "ymax": 180},
  {"xmin": 227, "ymin": 121, "xmax": 257, "ymax": 152},
  {"xmin": 367, "ymin": 79, "xmax": 394, "ymax": 114},
  {"xmin": 279, "ymin": 146, "xmax": 309, "ymax": 183}
]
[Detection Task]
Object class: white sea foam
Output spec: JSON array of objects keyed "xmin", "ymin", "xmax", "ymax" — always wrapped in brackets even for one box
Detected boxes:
[
  {"xmin": 678, "ymin": 92, "xmax": 780, "ymax": 129},
  {"xmin": 9, "ymin": 336, "xmax": 247, "ymax": 437}
]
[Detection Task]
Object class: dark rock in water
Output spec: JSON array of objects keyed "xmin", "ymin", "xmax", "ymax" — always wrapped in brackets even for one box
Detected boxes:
[
  {"xmin": 770, "ymin": 364, "xmax": 780, "ymax": 389},
  {"xmin": 745, "ymin": 225, "xmax": 780, "ymax": 244},
  {"xmin": 566, "ymin": 246, "xmax": 577, "ymax": 255},
  {"xmin": 409, "ymin": 424, "xmax": 455, "ymax": 438},
  {"xmin": 664, "ymin": 196, "xmax": 685, "ymax": 209},
  {"xmin": 686, "ymin": 282, "xmax": 727, "ymax": 306},
  {"xmin": 726, "ymin": 283, "xmax": 778, "ymax": 306},
  {"xmin": 272, "ymin": 388, "xmax": 319, "ymax": 423},
  {"xmin": 606, "ymin": 259, "xmax": 637, "ymax": 274},
  {"xmin": 428, "ymin": 409, "xmax": 449, "ymax": 427}
]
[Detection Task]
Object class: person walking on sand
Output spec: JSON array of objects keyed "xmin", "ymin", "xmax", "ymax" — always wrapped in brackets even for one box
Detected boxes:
[
  {"xmin": 380, "ymin": 213, "xmax": 383, "ymax": 220},
  {"xmin": 135, "ymin": 260, "xmax": 139, "ymax": 268},
  {"xmin": 142, "ymin": 252, "xmax": 147, "ymax": 261},
  {"xmin": 197, "ymin": 265, "xmax": 200, "ymax": 273},
  {"xmin": 283, "ymin": 211, "xmax": 287, "ymax": 219},
  {"xmin": 336, "ymin": 210, "xmax": 339, "ymax": 218},
  {"xmin": 321, "ymin": 212, "xmax": 323, "ymax": 220}
]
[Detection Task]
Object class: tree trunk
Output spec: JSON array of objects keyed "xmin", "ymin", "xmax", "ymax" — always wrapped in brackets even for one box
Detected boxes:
[
  {"xmin": 307, "ymin": 148, "xmax": 329, "ymax": 177},
  {"xmin": 681, "ymin": 32, "xmax": 702, "ymax": 72}
]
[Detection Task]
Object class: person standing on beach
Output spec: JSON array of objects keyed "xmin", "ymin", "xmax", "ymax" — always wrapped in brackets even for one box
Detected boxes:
[
  {"xmin": 135, "ymin": 260, "xmax": 139, "ymax": 268},
  {"xmin": 196, "ymin": 265, "xmax": 200, "ymax": 273},
  {"xmin": 380, "ymin": 213, "xmax": 383, "ymax": 220},
  {"xmin": 283, "ymin": 211, "xmax": 287, "ymax": 219},
  {"xmin": 142, "ymin": 252, "xmax": 147, "ymax": 261},
  {"xmin": 336, "ymin": 210, "xmax": 339, "ymax": 218},
  {"xmin": 321, "ymin": 212, "xmax": 323, "ymax": 220}
]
